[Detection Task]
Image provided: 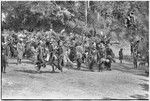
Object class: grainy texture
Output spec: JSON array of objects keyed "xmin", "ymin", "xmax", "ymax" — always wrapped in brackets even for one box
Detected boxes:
[{"xmin": 2, "ymin": 59, "xmax": 148, "ymax": 99}]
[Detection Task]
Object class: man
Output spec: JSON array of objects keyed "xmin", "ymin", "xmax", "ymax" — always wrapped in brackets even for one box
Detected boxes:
[
  {"xmin": 90, "ymin": 47, "xmax": 97, "ymax": 71},
  {"xmin": 46, "ymin": 40, "xmax": 54, "ymax": 58},
  {"xmin": 35, "ymin": 41, "xmax": 45, "ymax": 73},
  {"xmin": 17, "ymin": 40, "xmax": 24, "ymax": 64},
  {"xmin": 57, "ymin": 40, "xmax": 63, "ymax": 56},
  {"xmin": 7, "ymin": 37, "xmax": 13, "ymax": 58},
  {"xmin": 69, "ymin": 44, "xmax": 76, "ymax": 62},
  {"xmin": 133, "ymin": 50, "xmax": 138, "ymax": 69},
  {"xmin": 119, "ymin": 48, "xmax": 123, "ymax": 63},
  {"xmin": 1, "ymin": 42, "xmax": 8, "ymax": 73},
  {"xmin": 105, "ymin": 46, "xmax": 114, "ymax": 58},
  {"xmin": 88, "ymin": 49, "xmax": 94, "ymax": 71},
  {"xmin": 133, "ymin": 40, "xmax": 140, "ymax": 69},
  {"xmin": 97, "ymin": 43, "xmax": 105, "ymax": 71},
  {"xmin": 76, "ymin": 45, "xmax": 84, "ymax": 70},
  {"xmin": 51, "ymin": 40, "xmax": 64, "ymax": 72},
  {"xmin": 76, "ymin": 50, "xmax": 82, "ymax": 70},
  {"xmin": 96, "ymin": 43, "xmax": 104, "ymax": 62},
  {"xmin": 63, "ymin": 47, "xmax": 75, "ymax": 69},
  {"xmin": 130, "ymin": 42, "xmax": 134, "ymax": 56},
  {"xmin": 105, "ymin": 46, "xmax": 115, "ymax": 70}
]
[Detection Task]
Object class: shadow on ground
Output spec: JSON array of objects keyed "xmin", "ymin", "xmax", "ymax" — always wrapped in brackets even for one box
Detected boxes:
[
  {"xmin": 136, "ymin": 73, "xmax": 149, "ymax": 77},
  {"xmin": 139, "ymin": 83, "xmax": 149, "ymax": 92},
  {"xmin": 69, "ymin": 67, "xmax": 96, "ymax": 72},
  {"xmin": 9, "ymin": 62, "xmax": 17, "ymax": 64},
  {"xmin": 15, "ymin": 69, "xmax": 59, "ymax": 74},
  {"xmin": 112, "ymin": 63, "xmax": 149, "ymax": 77},
  {"xmin": 130, "ymin": 94, "xmax": 148, "ymax": 99},
  {"xmin": 9, "ymin": 60, "xmax": 33, "ymax": 65},
  {"xmin": 102, "ymin": 97, "xmax": 114, "ymax": 99},
  {"xmin": 129, "ymin": 83, "xmax": 149, "ymax": 99},
  {"xmin": 65, "ymin": 64, "xmax": 92, "ymax": 72},
  {"xmin": 112, "ymin": 63, "xmax": 134, "ymax": 70},
  {"xmin": 21, "ymin": 60, "xmax": 34, "ymax": 64},
  {"xmin": 112, "ymin": 64, "xmax": 135, "ymax": 73},
  {"xmin": 140, "ymin": 79, "xmax": 149, "ymax": 82}
]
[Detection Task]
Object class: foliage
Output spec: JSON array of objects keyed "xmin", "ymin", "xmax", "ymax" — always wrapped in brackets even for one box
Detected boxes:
[{"xmin": 2, "ymin": 1, "xmax": 149, "ymax": 42}]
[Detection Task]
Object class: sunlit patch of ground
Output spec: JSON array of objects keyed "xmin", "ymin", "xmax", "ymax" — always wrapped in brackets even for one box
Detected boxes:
[{"xmin": 2, "ymin": 59, "xmax": 149, "ymax": 99}]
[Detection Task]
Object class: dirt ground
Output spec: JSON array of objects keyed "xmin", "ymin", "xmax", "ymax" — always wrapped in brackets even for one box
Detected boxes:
[{"xmin": 1, "ymin": 59, "xmax": 149, "ymax": 99}]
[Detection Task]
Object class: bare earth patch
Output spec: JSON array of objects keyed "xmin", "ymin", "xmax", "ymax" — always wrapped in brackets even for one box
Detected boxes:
[{"xmin": 2, "ymin": 59, "xmax": 149, "ymax": 99}]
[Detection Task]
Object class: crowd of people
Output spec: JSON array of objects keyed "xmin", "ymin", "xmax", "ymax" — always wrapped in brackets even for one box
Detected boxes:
[
  {"xmin": 2, "ymin": 28, "xmax": 118, "ymax": 73},
  {"xmin": 2, "ymin": 28, "xmax": 148, "ymax": 74}
]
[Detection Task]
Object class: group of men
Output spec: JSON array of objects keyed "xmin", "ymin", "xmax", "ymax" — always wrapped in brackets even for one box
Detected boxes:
[
  {"xmin": 1, "ymin": 33, "xmax": 63, "ymax": 73},
  {"xmin": 74, "ymin": 39, "xmax": 116, "ymax": 71},
  {"xmin": 130, "ymin": 38, "xmax": 149, "ymax": 69},
  {"xmin": 1, "ymin": 29, "xmax": 117, "ymax": 73}
]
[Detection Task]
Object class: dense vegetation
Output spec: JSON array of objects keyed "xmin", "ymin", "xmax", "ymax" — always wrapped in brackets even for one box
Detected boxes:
[{"xmin": 1, "ymin": 1, "xmax": 149, "ymax": 56}]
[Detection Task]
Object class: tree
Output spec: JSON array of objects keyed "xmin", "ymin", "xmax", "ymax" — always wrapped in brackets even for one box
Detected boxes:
[{"xmin": 2, "ymin": 1, "xmax": 148, "ymax": 44}]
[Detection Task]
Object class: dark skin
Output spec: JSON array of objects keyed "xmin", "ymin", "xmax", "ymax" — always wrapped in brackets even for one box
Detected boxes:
[
  {"xmin": 132, "ymin": 40, "xmax": 140, "ymax": 69},
  {"xmin": 46, "ymin": 41, "xmax": 63, "ymax": 72},
  {"xmin": 1, "ymin": 44, "xmax": 7, "ymax": 73},
  {"xmin": 119, "ymin": 49, "xmax": 123, "ymax": 63}
]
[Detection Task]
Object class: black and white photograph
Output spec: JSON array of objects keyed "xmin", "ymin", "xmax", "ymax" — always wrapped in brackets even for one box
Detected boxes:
[{"xmin": 1, "ymin": 1, "xmax": 149, "ymax": 99}]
